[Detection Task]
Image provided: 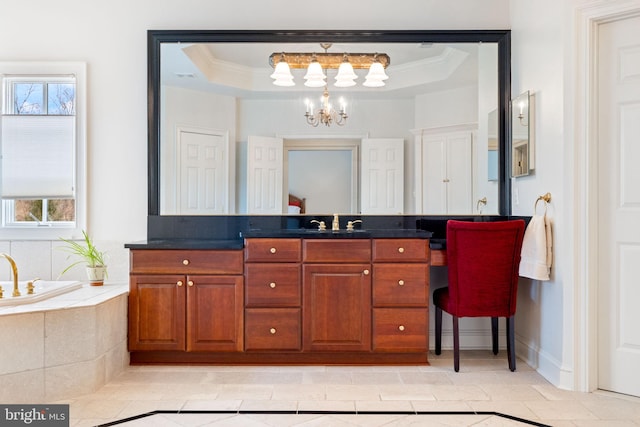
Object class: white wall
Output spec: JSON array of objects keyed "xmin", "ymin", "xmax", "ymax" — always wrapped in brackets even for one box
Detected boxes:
[{"xmin": 0, "ymin": 0, "xmax": 507, "ymax": 283}]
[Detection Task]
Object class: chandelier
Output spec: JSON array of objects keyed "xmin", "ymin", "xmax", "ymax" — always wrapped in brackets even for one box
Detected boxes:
[
  {"xmin": 269, "ymin": 43, "xmax": 390, "ymax": 88},
  {"xmin": 304, "ymin": 86, "xmax": 347, "ymax": 127}
]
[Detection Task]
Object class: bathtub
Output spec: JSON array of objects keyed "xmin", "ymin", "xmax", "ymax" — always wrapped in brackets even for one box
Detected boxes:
[{"xmin": 0, "ymin": 280, "xmax": 83, "ymax": 307}]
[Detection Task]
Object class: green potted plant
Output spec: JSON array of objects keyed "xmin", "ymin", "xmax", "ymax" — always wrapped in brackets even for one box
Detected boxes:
[{"xmin": 60, "ymin": 230, "xmax": 107, "ymax": 286}]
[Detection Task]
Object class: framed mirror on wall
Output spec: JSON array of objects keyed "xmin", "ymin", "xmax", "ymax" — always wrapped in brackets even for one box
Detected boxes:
[
  {"xmin": 511, "ymin": 90, "xmax": 533, "ymax": 177},
  {"xmin": 148, "ymin": 30, "xmax": 512, "ymax": 217}
]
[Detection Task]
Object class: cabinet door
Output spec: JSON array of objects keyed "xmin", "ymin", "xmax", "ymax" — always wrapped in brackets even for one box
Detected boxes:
[
  {"xmin": 303, "ymin": 264, "xmax": 371, "ymax": 351},
  {"xmin": 186, "ymin": 275, "xmax": 244, "ymax": 352},
  {"xmin": 128, "ymin": 275, "xmax": 186, "ymax": 351}
]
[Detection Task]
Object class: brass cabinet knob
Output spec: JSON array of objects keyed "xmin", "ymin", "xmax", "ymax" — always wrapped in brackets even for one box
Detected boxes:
[
  {"xmin": 398, "ymin": 325, "xmax": 405, "ymax": 331},
  {"xmin": 398, "ymin": 247, "xmax": 405, "ymax": 253},
  {"xmin": 270, "ymin": 247, "xmax": 277, "ymax": 254},
  {"xmin": 188, "ymin": 280, "xmax": 194, "ymax": 287},
  {"xmin": 270, "ymin": 328, "xmax": 277, "ymax": 334},
  {"xmin": 177, "ymin": 281, "xmax": 183, "ymax": 287},
  {"xmin": 182, "ymin": 259, "xmax": 189, "ymax": 265},
  {"xmin": 269, "ymin": 282, "xmax": 276, "ymax": 288},
  {"xmin": 398, "ymin": 280, "xmax": 405, "ymax": 286},
  {"xmin": 363, "ymin": 269, "xmax": 370, "ymax": 275}
]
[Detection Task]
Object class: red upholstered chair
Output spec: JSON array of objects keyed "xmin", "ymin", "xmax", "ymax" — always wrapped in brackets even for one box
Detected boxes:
[{"xmin": 433, "ymin": 219, "xmax": 525, "ymax": 372}]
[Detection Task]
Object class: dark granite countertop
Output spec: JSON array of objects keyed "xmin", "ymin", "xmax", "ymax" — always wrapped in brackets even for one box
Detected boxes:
[
  {"xmin": 125, "ymin": 239, "xmax": 244, "ymax": 250},
  {"xmin": 125, "ymin": 229, "xmax": 433, "ymax": 249},
  {"xmin": 242, "ymin": 229, "xmax": 433, "ymax": 239}
]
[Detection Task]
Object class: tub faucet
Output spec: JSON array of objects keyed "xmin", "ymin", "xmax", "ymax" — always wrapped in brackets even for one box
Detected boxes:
[{"xmin": 0, "ymin": 253, "xmax": 20, "ymax": 297}]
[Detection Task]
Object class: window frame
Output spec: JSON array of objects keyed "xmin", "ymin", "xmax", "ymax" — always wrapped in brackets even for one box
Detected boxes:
[{"xmin": 0, "ymin": 62, "xmax": 86, "ymax": 240}]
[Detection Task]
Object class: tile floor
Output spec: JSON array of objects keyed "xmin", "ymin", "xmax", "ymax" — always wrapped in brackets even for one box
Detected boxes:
[{"xmin": 62, "ymin": 351, "xmax": 640, "ymax": 426}]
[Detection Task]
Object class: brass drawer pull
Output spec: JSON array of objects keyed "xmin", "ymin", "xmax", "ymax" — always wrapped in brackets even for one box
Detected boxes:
[
  {"xmin": 398, "ymin": 280, "xmax": 405, "ymax": 286},
  {"xmin": 182, "ymin": 259, "xmax": 190, "ymax": 265},
  {"xmin": 270, "ymin": 328, "xmax": 277, "ymax": 334},
  {"xmin": 398, "ymin": 247, "xmax": 405, "ymax": 253},
  {"xmin": 398, "ymin": 325, "xmax": 405, "ymax": 332},
  {"xmin": 270, "ymin": 247, "xmax": 277, "ymax": 254},
  {"xmin": 363, "ymin": 269, "xmax": 370, "ymax": 275},
  {"xmin": 177, "ymin": 281, "xmax": 183, "ymax": 287},
  {"xmin": 269, "ymin": 282, "xmax": 276, "ymax": 289},
  {"xmin": 188, "ymin": 280, "xmax": 194, "ymax": 287}
]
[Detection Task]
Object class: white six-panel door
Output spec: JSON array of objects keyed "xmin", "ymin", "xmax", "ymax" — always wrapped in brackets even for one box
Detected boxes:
[
  {"xmin": 597, "ymin": 14, "xmax": 640, "ymax": 397},
  {"xmin": 360, "ymin": 138, "xmax": 404, "ymax": 214},
  {"xmin": 177, "ymin": 128, "xmax": 228, "ymax": 214},
  {"xmin": 247, "ymin": 136, "xmax": 284, "ymax": 214}
]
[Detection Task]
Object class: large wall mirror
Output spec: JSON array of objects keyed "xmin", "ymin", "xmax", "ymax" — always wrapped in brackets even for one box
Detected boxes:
[{"xmin": 148, "ymin": 30, "xmax": 511, "ymax": 217}]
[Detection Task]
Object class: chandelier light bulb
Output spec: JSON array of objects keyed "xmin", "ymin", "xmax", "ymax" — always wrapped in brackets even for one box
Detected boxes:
[
  {"xmin": 270, "ymin": 54, "xmax": 295, "ymax": 86},
  {"xmin": 364, "ymin": 57, "xmax": 389, "ymax": 87},
  {"xmin": 334, "ymin": 56, "xmax": 358, "ymax": 87},
  {"xmin": 304, "ymin": 57, "xmax": 326, "ymax": 88}
]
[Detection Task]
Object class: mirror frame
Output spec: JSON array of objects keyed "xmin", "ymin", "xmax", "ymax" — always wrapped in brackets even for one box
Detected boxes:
[{"xmin": 148, "ymin": 30, "xmax": 512, "ymax": 217}]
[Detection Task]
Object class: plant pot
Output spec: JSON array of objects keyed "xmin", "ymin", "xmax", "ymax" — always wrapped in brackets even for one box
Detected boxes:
[{"xmin": 86, "ymin": 266, "xmax": 107, "ymax": 286}]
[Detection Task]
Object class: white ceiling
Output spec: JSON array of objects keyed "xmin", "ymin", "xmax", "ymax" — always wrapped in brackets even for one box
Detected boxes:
[{"xmin": 161, "ymin": 42, "xmax": 482, "ymax": 100}]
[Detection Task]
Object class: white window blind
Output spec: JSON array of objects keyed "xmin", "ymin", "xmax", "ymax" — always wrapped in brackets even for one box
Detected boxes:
[{"xmin": 1, "ymin": 115, "xmax": 75, "ymax": 199}]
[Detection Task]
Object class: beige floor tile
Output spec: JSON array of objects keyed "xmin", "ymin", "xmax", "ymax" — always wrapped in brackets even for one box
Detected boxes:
[
  {"xmin": 478, "ymin": 384, "xmax": 546, "ymax": 401},
  {"xmin": 379, "ymin": 384, "xmax": 437, "ymax": 401},
  {"xmin": 525, "ymin": 400, "xmax": 599, "ymax": 421},
  {"xmin": 429, "ymin": 384, "xmax": 491, "ymax": 401},
  {"xmin": 297, "ymin": 400, "xmax": 356, "ymax": 412},
  {"xmin": 351, "ymin": 372, "xmax": 402, "ymax": 384},
  {"xmin": 355, "ymin": 399, "xmax": 414, "ymax": 412},
  {"xmin": 64, "ymin": 355, "xmax": 640, "ymax": 426},
  {"xmin": 271, "ymin": 384, "xmax": 326, "ymax": 401},
  {"xmin": 325, "ymin": 384, "xmax": 382, "ymax": 401}
]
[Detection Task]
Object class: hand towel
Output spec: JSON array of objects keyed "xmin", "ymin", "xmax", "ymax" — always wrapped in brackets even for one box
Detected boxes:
[{"xmin": 519, "ymin": 214, "xmax": 552, "ymax": 280}]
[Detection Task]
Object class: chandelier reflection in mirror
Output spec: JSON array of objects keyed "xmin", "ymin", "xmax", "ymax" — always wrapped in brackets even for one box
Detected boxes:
[
  {"xmin": 304, "ymin": 86, "xmax": 347, "ymax": 127},
  {"xmin": 269, "ymin": 43, "xmax": 390, "ymax": 126}
]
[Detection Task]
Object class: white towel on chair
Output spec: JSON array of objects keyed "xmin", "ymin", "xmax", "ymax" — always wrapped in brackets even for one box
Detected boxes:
[{"xmin": 519, "ymin": 214, "xmax": 552, "ymax": 280}]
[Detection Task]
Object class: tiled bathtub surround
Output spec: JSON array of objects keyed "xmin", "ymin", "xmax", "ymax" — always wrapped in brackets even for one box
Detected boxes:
[{"xmin": 0, "ymin": 283, "xmax": 129, "ymax": 403}]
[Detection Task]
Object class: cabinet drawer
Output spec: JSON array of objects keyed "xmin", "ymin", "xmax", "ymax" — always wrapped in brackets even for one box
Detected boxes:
[
  {"xmin": 244, "ymin": 238, "xmax": 301, "ymax": 262},
  {"xmin": 245, "ymin": 308, "xmax": 301, "ymax": 351},
  {"xmin": 372, "ymin": 239, "xmax": 429, "ymax": 262},
  {"xmin": 245, "ymin": 264, "xmax": 301, "ymax": 307},
  {"xmin": 303, "ymin": 239, "xmax": 371, "ymax": 263},
  {"xmin": 373, "ymin": 308, "xmax": 428, "ymax": 352},
  {"xmin": 130, "ymin": 250, "xmax": 243, "ymax": 274},
  {"xmin": 373, "ymin": 264, "xmax": 429, "ymax": 306}
]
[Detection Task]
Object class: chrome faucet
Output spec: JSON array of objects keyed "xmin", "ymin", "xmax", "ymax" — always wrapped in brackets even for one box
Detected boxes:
[{"xmin": 0, "ymin": 253, "xmax": 20, "ymax": 297}]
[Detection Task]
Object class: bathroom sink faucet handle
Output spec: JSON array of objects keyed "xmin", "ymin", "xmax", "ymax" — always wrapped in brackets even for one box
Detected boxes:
[
  {"xmin": 332, "ymin": 214, "xmax": 340, "ymax": 231},
  {"xmin": 310, "ymin": 220, "xmax": 326, "ymax": 231},
  {"xmin": 346, "ymin": 220, "xmax": 363, "ymax": 232}
]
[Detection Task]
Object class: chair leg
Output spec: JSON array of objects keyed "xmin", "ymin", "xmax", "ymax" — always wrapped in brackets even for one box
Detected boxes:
[
  {"xmin": 453, "ymin": 315, "xmax": 460, "ymax": 372},
  {"xmin": 491, "ymin": 317, "xmax": 499, "ymax": 355},
  {"xmin": 435, "ymin": 306, "xmax": 442, "ymax": 355},
  {"xmin": 507, "ymin": 315, "xmax": 516, "ymax": 371}
]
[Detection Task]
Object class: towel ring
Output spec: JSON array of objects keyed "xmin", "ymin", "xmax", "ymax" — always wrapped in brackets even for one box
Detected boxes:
[{"xmin": 534, "ymin": 192, "xmax": 552, "ymax": 213}]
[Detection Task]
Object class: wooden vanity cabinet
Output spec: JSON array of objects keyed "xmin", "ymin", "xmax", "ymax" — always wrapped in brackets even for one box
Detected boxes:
[
  {"xmin": 128, "ymin": 249, "xmax": 244, "ymax": 353},
  {"xmin": 128, "ymin": 237, "xmax": 430, "ymax": 364},
  {"xmin": 372, "ymin": 239, "xmax": 429, "ymax": 352},
  {"xmin": 302, "ymin": 239, "xmax": 372, "ymax": 352},
  {"xmin": 244, "ymin": 238, "xmax": 302, "ymax": 351}
]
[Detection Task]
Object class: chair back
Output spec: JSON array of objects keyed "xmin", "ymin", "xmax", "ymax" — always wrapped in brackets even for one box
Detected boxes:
[{"xmin": 446, "ymin": 220, "xmax": 525, "ymax": 317}]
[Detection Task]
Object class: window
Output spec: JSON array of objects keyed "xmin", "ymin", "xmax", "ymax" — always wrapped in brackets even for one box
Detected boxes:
[{"xmin": 0, "ymin": 62, "xmax": 86, "ymax": 239}]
